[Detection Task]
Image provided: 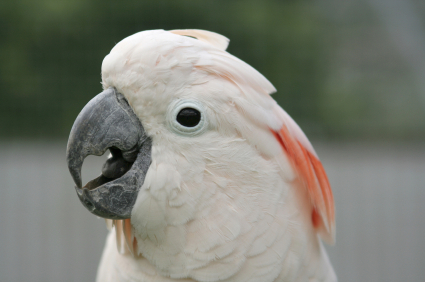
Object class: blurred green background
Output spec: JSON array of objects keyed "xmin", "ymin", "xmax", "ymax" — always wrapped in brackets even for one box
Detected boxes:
[{"xmin": 2, "ymin": 0, "xmax": 424, "ymax": 140}]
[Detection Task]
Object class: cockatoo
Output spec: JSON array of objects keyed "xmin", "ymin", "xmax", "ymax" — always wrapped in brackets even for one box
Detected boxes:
[{"xmin": 66, "ymin": 29, "xmax": 336, "ymax": 282}]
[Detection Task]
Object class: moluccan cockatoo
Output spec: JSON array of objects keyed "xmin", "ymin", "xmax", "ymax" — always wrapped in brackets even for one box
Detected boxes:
[{"xmin": 66, "ymin": 29, "xmax": 336, "ymax": 282}]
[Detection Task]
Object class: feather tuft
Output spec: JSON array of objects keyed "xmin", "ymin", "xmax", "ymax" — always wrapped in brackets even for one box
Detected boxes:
[
  {"xmin": 169, "ymin": 29, "xmax": 230, "ymax": 50},
  {"xmin": 107, "ymin": 219, "xmax": 140, "ymax": 258}
]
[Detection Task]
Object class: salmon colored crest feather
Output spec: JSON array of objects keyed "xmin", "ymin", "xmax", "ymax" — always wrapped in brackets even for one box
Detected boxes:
[{"xmin": 272, "ymin": 126, "xmax": 335, "ymax": 243}]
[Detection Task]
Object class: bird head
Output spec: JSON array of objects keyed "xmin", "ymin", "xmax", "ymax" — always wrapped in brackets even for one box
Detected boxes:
[
  {"xmin": 67, "ymin": 29, "xmax": 280, "ymax": 219},
  {"xmin": 66, "ymin": 29, "xmax": 334, "ymax": 280}
]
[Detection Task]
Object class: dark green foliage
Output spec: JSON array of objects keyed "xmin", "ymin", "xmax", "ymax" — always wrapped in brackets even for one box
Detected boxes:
[
  {"xmin": 0, "ymin": 0, "xmax": 326, "ymax": 138},
  {"xmin": 2, "ymin": 0, "xmax": 423, "ymax": 140}
]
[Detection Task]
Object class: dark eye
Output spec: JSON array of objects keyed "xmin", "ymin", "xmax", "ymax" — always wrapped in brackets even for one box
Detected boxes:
[{"xmin": 176, "ymin": 108, "xmax": 201, "ymax": 127}]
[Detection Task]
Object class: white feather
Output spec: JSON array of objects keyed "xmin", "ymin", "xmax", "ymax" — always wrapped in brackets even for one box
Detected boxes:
[{"xmin": 97, "ymin": 29, "xmax": 336, "ymax": 282}]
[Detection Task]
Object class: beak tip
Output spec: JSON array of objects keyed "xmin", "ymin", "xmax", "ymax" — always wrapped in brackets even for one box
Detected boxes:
[
  {"xmin": 69, "ymin": 168, "xmax": 82, "ymax": 188},
  {"xmin": 66, "ymin": 151, "xmax": 83, "ymax": 188}
]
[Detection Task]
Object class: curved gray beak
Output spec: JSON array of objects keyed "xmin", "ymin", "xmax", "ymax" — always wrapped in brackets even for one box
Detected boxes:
[{"xmin": 66, "ymin": 88, "xmax": 151, "ymax": 219}]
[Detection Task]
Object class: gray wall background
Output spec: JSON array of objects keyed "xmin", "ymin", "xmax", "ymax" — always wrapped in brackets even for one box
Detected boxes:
[{"xmin": 0, "ymin": 141, "xmax": 424, "ymax": 282}]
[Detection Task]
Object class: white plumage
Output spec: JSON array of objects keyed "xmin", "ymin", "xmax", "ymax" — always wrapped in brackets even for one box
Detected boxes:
[{"xmin": 97, "ymin": 29, "xmax": 336, "ymax": 282}]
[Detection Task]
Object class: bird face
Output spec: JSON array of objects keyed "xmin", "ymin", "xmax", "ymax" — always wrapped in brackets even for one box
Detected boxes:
[{"xmin": 66, "ymin": 30, "xmax": 281, "ymax": 223}]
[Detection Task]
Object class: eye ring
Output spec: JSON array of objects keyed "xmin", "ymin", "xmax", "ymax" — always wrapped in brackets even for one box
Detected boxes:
[{"xmin": 168, "ymin": 99, "xmax": 207, "ymax": 136}]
